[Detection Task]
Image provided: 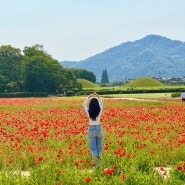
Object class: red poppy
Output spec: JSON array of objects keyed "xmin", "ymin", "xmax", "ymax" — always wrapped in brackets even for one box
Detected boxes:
[
  {"xmin": 121, "ymin": 173, "xmax": 126, "ymax": 181},
  {"xmin": 104, "ymin": 169, "xmax": 114, "ymax": 176},
  {"xmin": 113, "ymin": 165, "xmax": 118, "ymax": 169},
  {"xmin": 177, "ymin": 166, "xmax": 182, "ymax": 170},
  {"xmin": 38, "ymin": 157, "xmax": 43, "ymax": 161},
  {"xmin": 74, "ymin": 162, "xmax": 79, "ymax": 166},
  {"xmin": 86, "ymin": 159, "xmax": 91, "ymax": 163},
  {"xmin": 85, "ymin": 177, "xmax": 91, "ymax": 183}
]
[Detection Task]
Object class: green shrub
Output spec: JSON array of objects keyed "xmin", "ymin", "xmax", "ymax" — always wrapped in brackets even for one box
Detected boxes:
[
  {"xmin": 66, "ymin": 91, "xmax": 75, "ymax": 96},
  {"xmin": 79, "ymin": 88, "xmax": 185, "ymax": 96},
  {"xmin": 0, "ymin": 92, "xmax": 48, "ymax": 98},
  {"xmin": 171, "ymin": 92, "xmax": 181, "ymax": 98}
]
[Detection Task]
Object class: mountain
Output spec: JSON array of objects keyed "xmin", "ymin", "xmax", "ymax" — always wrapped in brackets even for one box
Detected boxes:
[{"xmin": 61, "ymin": 35, "xmax": 185, "ymax": 82}]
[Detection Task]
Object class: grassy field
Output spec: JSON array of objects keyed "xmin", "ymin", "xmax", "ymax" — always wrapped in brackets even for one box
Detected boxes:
[
  {"xmin": 0, "ymin": 98, "xmax": 185, "ymax": 184},
  {"xmin": 83, "ymin": 86, "xmax": 185, "ymax": 91},
  {"xmin": 100, "ymin": 93, "xmax": 175, "ymax": 100}
]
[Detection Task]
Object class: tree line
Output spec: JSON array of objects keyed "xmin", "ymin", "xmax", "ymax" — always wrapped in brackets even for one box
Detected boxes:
[{"xmin": 0, "ymin": 44, "xmax": 96, "ymax": 95}]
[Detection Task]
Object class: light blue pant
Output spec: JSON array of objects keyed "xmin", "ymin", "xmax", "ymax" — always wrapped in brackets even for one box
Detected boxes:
[{"xmin": 88, "ymin": 125, "xmax": 103, "ymax": 159}]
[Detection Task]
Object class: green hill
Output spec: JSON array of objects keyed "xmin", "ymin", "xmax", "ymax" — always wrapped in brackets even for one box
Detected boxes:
[
  {"xmin": 77, "ymin": 79, "xmax": 99, "ymax": 89},
  {"xmin": 124, "ymin": 77, "xmax": 164, "ymax": 87}
]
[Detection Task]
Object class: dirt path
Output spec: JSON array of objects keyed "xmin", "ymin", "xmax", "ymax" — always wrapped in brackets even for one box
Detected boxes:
[{"xmin": 111, "ymin": 97, "xmax": 160, "ymax": 102}]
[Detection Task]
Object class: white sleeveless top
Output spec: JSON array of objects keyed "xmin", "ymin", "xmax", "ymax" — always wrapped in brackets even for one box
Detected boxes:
[{"xmin": 83, "ymin": 97, "xmax": 103, "ymax": 125}]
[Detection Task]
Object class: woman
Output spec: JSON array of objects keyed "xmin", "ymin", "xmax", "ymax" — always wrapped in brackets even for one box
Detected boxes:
[{"xmin": 83, "ymin": 92, "xmax": 103, "ymax": 161}]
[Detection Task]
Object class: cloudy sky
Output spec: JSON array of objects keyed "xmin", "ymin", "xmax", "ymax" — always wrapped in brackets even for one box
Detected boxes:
[{"xmin": 0, "ymin": 0, "xmax": 185, "ymax": 61}]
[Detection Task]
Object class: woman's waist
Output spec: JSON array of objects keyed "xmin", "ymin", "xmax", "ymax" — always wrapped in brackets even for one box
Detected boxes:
[
  {"xmin": 89, "ymin": 122, "xmax": 101, "ymax": 126},
  {"xmin": 88, "ymin": 124, "xmax": 101, "ymax": 127},
  {"xmin": 88, "ymin": 118, "xmax": 101, "ymax": 125}
]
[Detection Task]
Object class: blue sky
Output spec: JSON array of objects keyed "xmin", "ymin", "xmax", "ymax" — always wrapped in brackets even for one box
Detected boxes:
[{"xmin": 1, "ymin": 0, "xmax": 185, "ymax": 61}]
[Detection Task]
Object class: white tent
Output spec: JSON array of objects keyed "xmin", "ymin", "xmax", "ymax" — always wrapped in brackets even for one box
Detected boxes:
[{"xmin": 181, "ymin": 93, "xmax": 185, "ymax": 100}]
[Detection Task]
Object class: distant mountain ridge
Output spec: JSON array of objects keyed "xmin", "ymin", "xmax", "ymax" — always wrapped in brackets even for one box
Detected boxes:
[{"xmin": 61, "ymin": 35, "xmax": 185, "ymax": 82}]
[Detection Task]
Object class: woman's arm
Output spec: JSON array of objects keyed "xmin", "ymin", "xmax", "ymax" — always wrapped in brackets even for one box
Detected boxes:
[{"xmin": 83, "ymin": 93, "xmax": 94, "ymax": 112}]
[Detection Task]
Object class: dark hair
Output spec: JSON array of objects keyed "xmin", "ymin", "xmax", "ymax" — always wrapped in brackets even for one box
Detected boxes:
[{"xmin": 88, "ymin": 98, "xmax": 100, "ymax": 121}]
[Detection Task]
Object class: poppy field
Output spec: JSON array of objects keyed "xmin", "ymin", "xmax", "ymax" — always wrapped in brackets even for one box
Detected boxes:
[{"xmin": 0, "ymin": 97, "xmax": 185, "ymax": 185}]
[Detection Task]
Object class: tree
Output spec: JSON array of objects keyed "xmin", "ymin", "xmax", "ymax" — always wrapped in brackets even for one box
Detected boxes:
[
  {"xmin": 22, "ymin": 45, "xmax": 63, "ymax": 92},
  {"xmin": 0, "ymin": 45, "xmax": 23, "ymax": 92},
  {"xmin": 22, "ymin": 45, "xmax": 82, "ymax": 94},
  {"xmin": 59, "ymin": 69, "xmax": 82, "ymax": 94},
  {"xmin": 100, "ymin": 69, "xmax": 109, "ymax": 84},
  {"xmin": 23, "ymin": 44, "xmax": 51, "ymax": 58},
  {"xmin": 0, "ymin": 44, "xmax": 82, "ymax": 95},
  {"xmin": 70, "ymin": 68, "xmax": 96, "ymax": 83},
  {"xmin": 0, "ymin": 73, "xmax": 7, "ymax": 92}
]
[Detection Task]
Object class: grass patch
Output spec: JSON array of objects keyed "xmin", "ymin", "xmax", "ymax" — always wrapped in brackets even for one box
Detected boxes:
[
  {"xmin": 124, "ymin": 77, "xmax": 164, "ymax": 87},
  {"xmin": 77, "ymin": 79, "xmax": 100, "ymax": 89}
]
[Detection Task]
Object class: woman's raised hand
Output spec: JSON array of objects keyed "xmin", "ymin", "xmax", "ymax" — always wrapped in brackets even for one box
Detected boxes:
[{"xmin": 93, "ymin": 92, "xmax": 100, "ymax": 98}]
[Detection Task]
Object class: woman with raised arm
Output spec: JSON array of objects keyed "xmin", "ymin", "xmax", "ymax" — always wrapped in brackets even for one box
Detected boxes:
[{"xmin": 83, "ymin": 92, "xmax": 103, "ymax": 163}]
